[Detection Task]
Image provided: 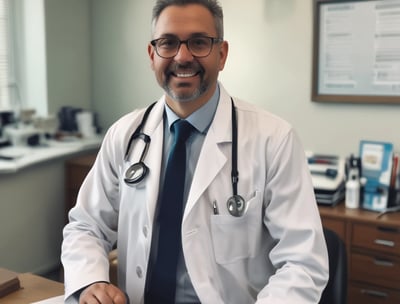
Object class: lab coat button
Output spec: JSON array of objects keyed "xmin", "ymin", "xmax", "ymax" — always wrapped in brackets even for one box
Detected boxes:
[
  {"xmin": 136, "ymin": 266, "xmax": 143, "ymax": 278},
  {"xmin": 142, "ymin": 226, "xmax": 148, "ymax": 237}
]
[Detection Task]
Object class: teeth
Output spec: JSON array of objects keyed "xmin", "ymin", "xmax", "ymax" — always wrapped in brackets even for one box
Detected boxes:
[{"xmin": 176, "ymin": 72, "xmax": 196, "ymax": 78}]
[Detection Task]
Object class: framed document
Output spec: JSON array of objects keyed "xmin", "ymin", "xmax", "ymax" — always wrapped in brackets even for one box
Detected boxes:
[{"xmin": 312, "ymin": 0, "xmax": 400, "ymax": 103}]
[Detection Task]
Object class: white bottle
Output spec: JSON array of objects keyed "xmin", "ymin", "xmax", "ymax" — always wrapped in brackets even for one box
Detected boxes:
[{"xmin": 346, "ymin": 175, "xmax": 360, "ymax": 209}]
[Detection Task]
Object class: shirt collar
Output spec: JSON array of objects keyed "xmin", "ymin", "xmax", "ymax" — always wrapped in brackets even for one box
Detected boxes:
[{"xmin": 164, "ymin": 85, "xmax": 220, "ymax": 134}]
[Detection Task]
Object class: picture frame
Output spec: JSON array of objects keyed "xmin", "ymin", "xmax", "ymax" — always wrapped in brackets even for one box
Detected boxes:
[{"xmin": 311, "ymin": 0, "xmax": 400, "ymax": 104}]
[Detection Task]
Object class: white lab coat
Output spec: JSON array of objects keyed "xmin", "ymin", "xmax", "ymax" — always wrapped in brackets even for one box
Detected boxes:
[{"xmin": 62, "ymin": 84, "xmax": 328, "ymax": 304}]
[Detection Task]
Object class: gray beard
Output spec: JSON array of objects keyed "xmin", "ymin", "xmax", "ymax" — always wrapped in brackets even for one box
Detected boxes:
[{"xmin": 163, "ymin": 81, "xmax": 208, "ymax": 103}]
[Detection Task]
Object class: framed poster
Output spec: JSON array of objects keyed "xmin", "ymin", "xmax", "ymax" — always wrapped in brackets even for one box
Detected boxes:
[{"xmin": 312, "ymin": 0, "xmax": 400, "ymax": 103}]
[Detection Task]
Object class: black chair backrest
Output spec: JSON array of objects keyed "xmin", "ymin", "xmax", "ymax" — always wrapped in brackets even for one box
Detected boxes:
[{"xmin": 319, "ymin": 228, "xmax": 348, "ymax": 304}]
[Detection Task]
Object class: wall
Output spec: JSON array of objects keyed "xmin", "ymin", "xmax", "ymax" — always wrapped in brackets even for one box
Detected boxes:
[
  {"xmin": 91, "ymin": 0, "xmax": 159, "ymax": 124},
  {"xmin": 91, "ymin": 0, "xmax": 400, "ymax": 158},
  {"xmin": 44, "ymin": 0, "xmax": 91, "ymax": 116}
]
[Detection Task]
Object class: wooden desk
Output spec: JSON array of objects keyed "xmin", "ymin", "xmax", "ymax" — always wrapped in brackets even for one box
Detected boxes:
[
  {"xmin": 319, "ymin": 203, "xmax": 400, "ymax": 304},
  {"xmin": 1, "ymin": 273, "xmax": 63, "ymax": 304}
]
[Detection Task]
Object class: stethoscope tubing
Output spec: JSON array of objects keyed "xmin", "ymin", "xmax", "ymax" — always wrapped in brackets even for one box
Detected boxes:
[
  {"xmin": 124, "ymin": 98, "xmax": 246, "ymax": 216},
  {"xmin": 124, "ymin": 102, "xmax": 156, "ymax": 160}
]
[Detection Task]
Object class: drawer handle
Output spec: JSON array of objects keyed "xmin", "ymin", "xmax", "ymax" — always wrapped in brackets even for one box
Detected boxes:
[
  {"xmin": 377, "ymin": 226, "xmax": 399, "ymax": 233},
  {"xmin": 374, "ymin": 239, "xmax": 395, "ymax": 247},
  {"xmin": 361, "ymin": 289, "xmax": 388, "ymax": 298},
  {"xmin": 374, "ymin": 258, "xmax": 394, "ymax": 267}
]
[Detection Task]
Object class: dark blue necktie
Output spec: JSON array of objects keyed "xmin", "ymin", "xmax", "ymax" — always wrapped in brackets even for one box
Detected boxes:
[{"xmin": 145, "ymin": 119, "xmax": 193, "ymax": 303}]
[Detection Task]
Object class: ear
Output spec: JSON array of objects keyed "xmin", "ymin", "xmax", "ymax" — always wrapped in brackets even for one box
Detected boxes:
[
  {"xmin": 218, "ymin": 40, "xmax": 229, "ymax": 71},
  {"xmin": 148, "ymin": 43, "xmax": 156, "ymax": 70}
]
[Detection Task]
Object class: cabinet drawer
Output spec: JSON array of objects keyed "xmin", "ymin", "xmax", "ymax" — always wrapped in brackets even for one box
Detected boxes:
[
  {"xmin": 351, "ymin": 252, "xmax": 400, "ymax": 289},
  {"xmin": 349, "ymin": 282, "xmax": 400, "ymax": 304},
  {"xmin": 352, "ymin": 223, "xmax": 400, "ymax": 255}
]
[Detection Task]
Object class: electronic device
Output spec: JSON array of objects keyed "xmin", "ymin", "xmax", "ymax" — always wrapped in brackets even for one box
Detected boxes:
[{"xmin": 307, "ymin": 153, "xmax": 346, "ymax": 206}]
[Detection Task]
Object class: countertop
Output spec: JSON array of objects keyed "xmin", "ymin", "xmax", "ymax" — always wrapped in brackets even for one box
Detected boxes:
[{"xmin": 0, "ymin": 136, "xmax": 102, "ymax": 173}]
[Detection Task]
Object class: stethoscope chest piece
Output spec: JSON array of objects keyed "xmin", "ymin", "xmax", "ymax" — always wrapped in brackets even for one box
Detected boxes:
[
  {"xmin": 124, "ymin": 162, "xmax": 148, "ymax": 184},
  {"xmin": 227, "ymin": 195, "xmax": 246, "ymax": 217}
]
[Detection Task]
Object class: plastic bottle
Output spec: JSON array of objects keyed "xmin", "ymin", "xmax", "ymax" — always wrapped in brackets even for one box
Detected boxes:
[{"xmin": 346, "ymin": 175, "xmax": 360, "ymax": 209}]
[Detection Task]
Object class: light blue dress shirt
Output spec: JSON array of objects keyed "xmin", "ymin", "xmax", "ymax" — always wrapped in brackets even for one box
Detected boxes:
[{"xmin": 160, "ymin": 86, "xmax": 220, "ymax": 303}]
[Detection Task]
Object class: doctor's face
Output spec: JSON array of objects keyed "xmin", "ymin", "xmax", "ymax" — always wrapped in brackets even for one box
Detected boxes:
[{"xmin": 148, "ymin": 4, "xmax": 228, "ymax": 108}]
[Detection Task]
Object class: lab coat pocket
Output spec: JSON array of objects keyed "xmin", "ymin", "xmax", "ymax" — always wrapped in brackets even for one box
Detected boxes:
[{"xmin": 210, "ymin": 191, "xmax": 262, "ymax": 265}]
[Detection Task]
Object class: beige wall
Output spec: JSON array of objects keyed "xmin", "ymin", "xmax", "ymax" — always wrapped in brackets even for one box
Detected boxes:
[
  {"xmin": 91, "ymin": 0, "xmax": 400, "ymax": 157},
  {"xmin": 45, "ymin": 0, "xmax": 92, "ymax": 116}
]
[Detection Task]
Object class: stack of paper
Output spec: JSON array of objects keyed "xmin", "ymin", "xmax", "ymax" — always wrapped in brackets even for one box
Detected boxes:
[{"xmin": 32, "ymin": 295, "xmax": 64, "ymax": 304}]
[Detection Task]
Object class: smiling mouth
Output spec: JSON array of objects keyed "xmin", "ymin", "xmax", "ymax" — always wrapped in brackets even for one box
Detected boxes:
[{"xmin": 172, "ymin": 71, "xmax": 199, "ymax": 78}]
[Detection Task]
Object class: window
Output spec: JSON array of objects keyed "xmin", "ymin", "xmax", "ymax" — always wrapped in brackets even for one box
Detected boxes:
[
  {"xmin": 0, "ymin": 0, "xmax": 11, "ymax": 110},
  {"xmin": 0, "ymin": 0, "xmax": 20, "ymax": 112},
  {"xmin": 0, "ymin": 0, "xmax": 48, "ymax": 116}
]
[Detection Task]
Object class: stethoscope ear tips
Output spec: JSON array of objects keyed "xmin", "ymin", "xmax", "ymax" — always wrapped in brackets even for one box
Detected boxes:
[
  {"xmin": 124, "ymin": 162, "xmax": 149, "ymax": 184},
  {"xmin": 227, "ymin": 195, "xmax": 246, "ymax": 217}
]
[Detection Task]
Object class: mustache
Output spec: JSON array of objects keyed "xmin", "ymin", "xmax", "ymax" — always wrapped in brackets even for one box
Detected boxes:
[{"xmin": 167, "ymin": 62, "xmax": 204, "ymax": 75}]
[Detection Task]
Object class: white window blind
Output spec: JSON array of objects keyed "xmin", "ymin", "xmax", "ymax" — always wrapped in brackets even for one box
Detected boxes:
[{"xmin": 0, "ymin": 0, "xmax": 10, "ymax": 110}]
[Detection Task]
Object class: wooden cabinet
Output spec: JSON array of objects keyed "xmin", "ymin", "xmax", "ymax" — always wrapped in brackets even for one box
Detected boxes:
[
  {"xmin": 319, "ymin": 203, "xmax": 400, "ymax": 304},
  {"xmin": 64, "ymin": 152, "xmax": 97, "ymax": 222}
]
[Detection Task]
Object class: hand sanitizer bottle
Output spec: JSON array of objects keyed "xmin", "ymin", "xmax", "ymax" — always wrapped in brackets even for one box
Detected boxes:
[{"xmin": 346, "ymin": 174, "xmax": 360, "ymax": 209}]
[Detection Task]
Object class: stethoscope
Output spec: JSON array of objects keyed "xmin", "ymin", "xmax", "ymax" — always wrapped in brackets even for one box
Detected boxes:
[{"xmin": 124, "ymin": 99, "xmax": 246, "ymax": 217}]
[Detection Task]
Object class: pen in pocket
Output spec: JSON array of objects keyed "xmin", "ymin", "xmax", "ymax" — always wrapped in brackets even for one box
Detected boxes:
[{"xmin": 212, "ymin": 200, "xmax": 219, "ymax": 215}]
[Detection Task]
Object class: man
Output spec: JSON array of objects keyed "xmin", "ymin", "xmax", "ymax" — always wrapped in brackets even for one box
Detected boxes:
[{"xmin": 62, "ymin": 0, "xmax": 329, "ymax": 303}]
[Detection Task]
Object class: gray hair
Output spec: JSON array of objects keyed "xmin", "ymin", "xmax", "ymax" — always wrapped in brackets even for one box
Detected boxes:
[{"xmin": 151, "ymin": 0, "xmax": 224, "ymax": 39}]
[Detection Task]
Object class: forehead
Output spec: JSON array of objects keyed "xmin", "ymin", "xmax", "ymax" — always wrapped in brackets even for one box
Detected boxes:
[{"xmin": 153, "ymin": 4, "xmax": 217, "ymax": 38}]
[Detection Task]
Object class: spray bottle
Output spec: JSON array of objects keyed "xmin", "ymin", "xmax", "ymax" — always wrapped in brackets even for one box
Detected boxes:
[{"xmin": 345, "ymin": 154, "xmax": 361, "ymax": 209}]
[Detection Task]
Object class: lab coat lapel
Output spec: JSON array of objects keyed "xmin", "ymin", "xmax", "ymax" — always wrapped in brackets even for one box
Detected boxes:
[
  {"xmin": 141, "ymin": 99, "xmax": 165, "ymax": 224},
  {"xmin": 184, "ymin": 92, "xmax": 232, "ymax": 216}
]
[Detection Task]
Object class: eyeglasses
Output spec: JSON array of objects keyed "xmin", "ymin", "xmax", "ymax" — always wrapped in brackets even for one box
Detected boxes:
[{"xmin": 150, "ymin": 36, "xmax": 223, "ymax": 59}]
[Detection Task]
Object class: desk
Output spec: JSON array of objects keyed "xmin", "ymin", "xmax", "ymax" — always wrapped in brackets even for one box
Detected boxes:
[
  {"xmin": 319, "ymin": 203, "xmax": 400, "ymax": 304},
  {"xmin": 1, "ymin": 273, "xmax": 63, "ymax": 304},
  {"xmin": 0, "ymin": 136, "xmax": 102, "ymax": 174}
]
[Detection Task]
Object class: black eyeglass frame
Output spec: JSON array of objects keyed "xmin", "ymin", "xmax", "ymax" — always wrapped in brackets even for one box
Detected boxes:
[{"xmin": 150, "ymin": 36, "xmax": 223, "ymax": 59}]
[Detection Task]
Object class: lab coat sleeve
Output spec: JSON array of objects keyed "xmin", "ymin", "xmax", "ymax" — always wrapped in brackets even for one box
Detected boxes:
[
  {"xmin": 256, "ymin": 128, "xmax": 329, "ymax": 304},
  {"xmin": 61, "ymin": 121, "xmax": 126, "ymax": 302}
]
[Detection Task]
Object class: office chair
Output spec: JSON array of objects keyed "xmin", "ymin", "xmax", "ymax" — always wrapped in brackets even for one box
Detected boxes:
[{"xmin": 319, "ymin": 228, "xmax": 348, "ymax": 304}]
